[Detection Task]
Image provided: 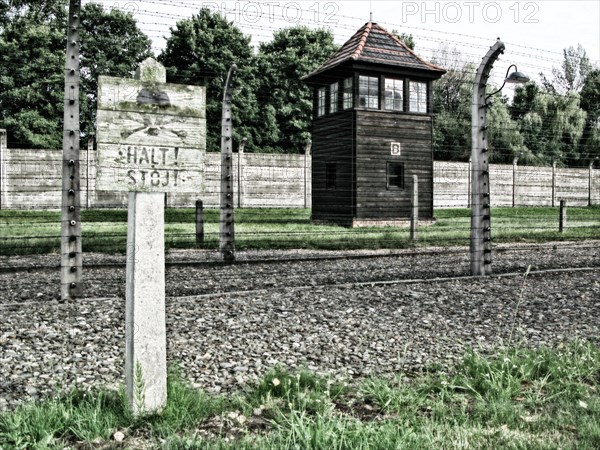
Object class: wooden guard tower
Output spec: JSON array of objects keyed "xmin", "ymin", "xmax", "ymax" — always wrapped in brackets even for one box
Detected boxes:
[{"xmin": 303, "ymin": 22, "xmax": 446, "ymax": 226}]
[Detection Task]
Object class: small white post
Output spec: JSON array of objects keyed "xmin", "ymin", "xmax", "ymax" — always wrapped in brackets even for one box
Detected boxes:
[
  {"xmin": 0, "ymin": 129, "xmax": 6, "ymax": 210},
  {"xmin": 237, "ymin": 138, "xmax": 246, "ymax": 209},
  {"xmin": 304, "ymin": 140, "xmax": 312, "ymax": 209},
  {"xmin": 410, "ymin": 174, "xmax": 419, "ymax": 241},
  {"xmin": 589, "ymin": 160, "xmax": 596, "ymax": 207},
  {"xmin": 559, "ymin": 199, "xmax": 567, "ymax": 233},
  {"xmin": 512, "ymin": 156, "xmax": 519, "ymax": 208},
  {"xmin": 552, "ymin": 161, "xmax": 557, "ymax": 207}
]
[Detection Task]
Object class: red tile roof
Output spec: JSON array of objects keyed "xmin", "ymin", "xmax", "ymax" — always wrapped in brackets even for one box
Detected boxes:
[{"xmin": 304, "ymin": 22, "xmax": 445, "ymax": 80}]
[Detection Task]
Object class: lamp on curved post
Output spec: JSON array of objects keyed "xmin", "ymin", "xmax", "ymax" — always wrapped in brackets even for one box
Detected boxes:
[{"xmin": 470, "ymin": 40, "xmax": 529, "ymax": 276}]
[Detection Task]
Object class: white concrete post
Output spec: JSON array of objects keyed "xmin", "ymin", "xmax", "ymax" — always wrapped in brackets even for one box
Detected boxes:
[
  {"xmin": 589, "ymin": 160, "xmax": 596, "ymax": 207},
  {"xmin": 410, "ymin": 175, "xmax": 419, "ymax": 241},
  {"xmin": 237, "ymin": 138, "xmax": 246, "ymax": 209},
  {"xmin": 125, "ymin": 192, "xmax": 167, "ymax": 414},
  {"xmin": 512, "ymin": 156, "xmax": 519, "ymax": 208},
  {"xmin": 0, "ymin": 129, "xmax": 6, "ymax": 210},
  {"xmin": 304, "ymin": 140, "xmax": 312, "ymax": 209},
  {"xmin": 552, "ymin": 161, "xmax": 557, "ymax": 207}
]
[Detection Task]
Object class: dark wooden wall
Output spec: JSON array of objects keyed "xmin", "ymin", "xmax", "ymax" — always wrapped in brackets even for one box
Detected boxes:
[
  {"xmin": 355, "ymin": 111, "xmax": 434, "ymax": 219},
  {"xmin": 311, "ymin": 110, "xmax": 355, "ymax": 222}
]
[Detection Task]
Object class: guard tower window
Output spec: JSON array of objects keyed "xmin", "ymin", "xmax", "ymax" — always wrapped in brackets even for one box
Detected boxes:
[
  {"xmin": 384, "ymin": 78, "xmax": 404, "ymax": 111},
  {"xmin": 317, "ymin": 87, "xmax": 327, "ymax": 116},
  {"xmin": 359, "ymin": 75, "xmax": 379, "ymax": 109},
  {"xmin": 409, "ymin": 81, "xmax": 427, "ymax": 113},
  {"xmin": 330, "ymin": 82, "xmax": 339, "ymax": 113},
  {"xmin": 325, "ymin": 163, "xmax": 337, "ymax": 190},
  {"xmin": 387, "ymin": 162, "xmax": 405, "ymax": 189},
  {"xmin": 343, "ymin": 77, "xmax": 353, "ymax": 109}
]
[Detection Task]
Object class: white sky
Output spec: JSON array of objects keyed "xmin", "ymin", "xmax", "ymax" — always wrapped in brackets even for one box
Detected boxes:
[{"xmin": 89, "ymin": 0, "xmax": 600, "ymax": 88}]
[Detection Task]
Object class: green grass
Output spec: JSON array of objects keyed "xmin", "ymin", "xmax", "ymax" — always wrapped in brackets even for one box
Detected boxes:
[
  {"xmin": 1, "ymin": 207, "xmax": 599, "ymax": 255},
  {"xmin": 2, "ymin": 341, "xmax": 599, "ymax": 449}
]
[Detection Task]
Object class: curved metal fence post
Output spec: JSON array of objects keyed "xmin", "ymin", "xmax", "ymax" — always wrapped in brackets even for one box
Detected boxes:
[
  {"xmin": 470, "ymin": 39, "xmax": 505, "ymax": 276},
  {"xmin": 220, "ymin": 65, "xmax": 237, "ymax": 263}
]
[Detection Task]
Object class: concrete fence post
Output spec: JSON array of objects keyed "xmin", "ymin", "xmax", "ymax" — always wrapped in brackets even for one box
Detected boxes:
[
  {"xmin": 86, "ymin": 133, "xmax": 94, "ymax": 209},
  {"xmin": 60, "ymin": 0, "xmax": 83, "ymax": 301},
  {"xmin": 237, "ymin": 138, "xmax": 246, "ymax": 209},
  {"xmin": 0, "ymin": 129, "xmax": 6, "ymax": 210},
  {"xmin": 512, "ymin": 156, "xmax": 519, "ymax": 208},
  {"xmin": 304, "ymin": 140, "xmax": 312, "ymax": 209},
  {"xmin": 589, "ymin": 159, "xmax": 597, "ymax": 207},
  {"xmin": 552, "ymin": 161, "xmax": 557, "ymax": 207},
  {"xmin": 196, "ymin": 200, "xmax": 204, "ymax": 245},
  {"xmin": 467, "ymin": 157, "xmax": 472, "ymax": 208},
  {"xmin": 559, "ymin": 199, "xmax": 567, "ymax": 233},
  {"xmin": 220, "ymin": 65, "xmax": 237, "ymax": 263},
  {"xmin": 410, "ymin": 175, "xmax": 419, "ymax": 241}
]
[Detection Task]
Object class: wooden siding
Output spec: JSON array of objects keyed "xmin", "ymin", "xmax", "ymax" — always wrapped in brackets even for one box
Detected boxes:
[
  {"xmin": 355, "ymin": 110, "xmax": 434, "ymax": 219},
  {"xmin": 311, "ymin": 110, "xmax": 355, "ymax": 222}
]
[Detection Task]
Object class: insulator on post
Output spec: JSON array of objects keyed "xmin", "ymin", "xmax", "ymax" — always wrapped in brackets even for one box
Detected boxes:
[
  {"xmin": 68, "ymin": 189, "xmax": 75, "ymax": 195},
  {"xmin": 70, "ymin": 266, "xmax": 77, "ymax": 273}
]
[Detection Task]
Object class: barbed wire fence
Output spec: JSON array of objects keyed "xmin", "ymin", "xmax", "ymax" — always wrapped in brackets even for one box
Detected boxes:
[{"xmin": 0, "ymin": 0, "xmax": 599, "ymax": 297}]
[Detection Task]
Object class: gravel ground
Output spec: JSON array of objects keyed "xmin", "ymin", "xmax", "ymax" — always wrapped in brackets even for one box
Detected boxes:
[{"xmin": 1, "ymin": 241, "xmax": 599, "ymax": 411}]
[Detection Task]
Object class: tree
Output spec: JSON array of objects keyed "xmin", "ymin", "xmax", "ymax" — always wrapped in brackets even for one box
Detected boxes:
[
  {"xmin": 0, "ymin": 0, "xmax": 65, "ymax": 30},
  {"xmin": 512, "ymin": 82, "xmax": 587, "ymax": 165},
  {"xmin": 158, "ymin": 8, "xmax": 258, "ymax": 152},
  {"xmin": 80, "ymin": 3, "xmax": 153, "ymax": 136},
  {"xmin": 431, "ymin": 45, "xmax": 474, "ymax": 160},
  {"xmin": 542, "ymin": 44, "xmax": 594, "ymax": 94},
  {"xmin": 0, "ymin": 7, "xmax": 66, "ymax": 148},
  {"xmin": 256, "ymin": 26, "xmax": 337, "ymax": 153},
  {"xmin": 0, "ymin": 1, "xmax": 152, "ymax": 148},
  {"xmin": 391, "ymin": 30, "xmax": 415, "ymax": 50},
  {"xmin": 579, "ymin": 69, "xmax": 600, "ymax": 161}
]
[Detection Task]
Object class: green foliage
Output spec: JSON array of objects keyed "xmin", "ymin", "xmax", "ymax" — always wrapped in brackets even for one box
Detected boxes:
[
  {"xmin": 391, "ymin": 29, "xmax": 416, "ymax": 50},
  {"xmin": 0, "ymin": 9, "xmax": 65, "ymax": 148},
  {"xmin": 579, "ymin": 69, "xmax": 600, "ymax": 162},
  {"xmin": 158, "ymin": 8, "xmax": 258, "ymax": 152},
  {"xmin": 512, "ymin": 83, "xmax": 587, "ymax": 165},
  {"xmin": 3, "ymin": 342, "xmax": 599, "ymax": 449},
  {"xmin": 256, "ymin": 26, "xmax": 338, "ymax": 153},
  {"xmin": 431, "ymin": 45, "xmax": 529, "ymax": 163},
  {"xmin": 79, "ymin": 2, "xmax": 153, "ymax": 136},
  {"xmin": 543, "ymin": 44, "xmax": 594, "ymax": 94},
  {"xmin": 245, "ymin": 366, "xmax": 345, "ymax": 418},
  {"xmin": 0, "ymin": 0, "xmax": 152, "ymax": 148}
]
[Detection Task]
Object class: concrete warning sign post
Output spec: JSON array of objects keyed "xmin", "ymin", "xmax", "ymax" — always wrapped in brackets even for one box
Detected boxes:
[{"xmin": 97, "ymin": 58, "xmax": 205, "ymax": 414}]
